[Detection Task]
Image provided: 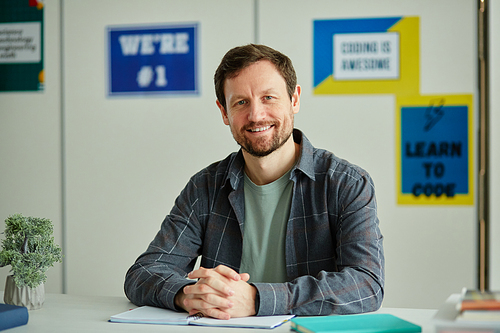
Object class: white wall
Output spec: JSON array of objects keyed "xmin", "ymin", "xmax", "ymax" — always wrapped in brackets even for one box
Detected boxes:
[
  {"xmin": 0, "ymin": 1, "xmax": 63, "ymax": 294},
  {"xmin": 1, "ymin": 0, "xmax": 498, "ymax": 310}
]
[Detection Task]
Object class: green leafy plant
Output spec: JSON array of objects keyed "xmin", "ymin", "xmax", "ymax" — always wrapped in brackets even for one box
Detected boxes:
[{"xmin": 0, "ymin": 214, "xmax": 62, "ymax": 288}]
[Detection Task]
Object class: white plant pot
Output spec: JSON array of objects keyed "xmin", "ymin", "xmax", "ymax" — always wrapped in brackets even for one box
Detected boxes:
[{"xmin": 4, "ymin": 275, "xmax": 45, "ymax": 310}]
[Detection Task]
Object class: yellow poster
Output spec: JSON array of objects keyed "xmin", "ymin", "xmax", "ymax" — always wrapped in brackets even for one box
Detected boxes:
[
  {"xmin": 396, "ymin": 94, "xmax": 474, "ymax": 205},
  {"xmin": 313, "ymin": 17, "xmax": 419, "ymax": 95}
]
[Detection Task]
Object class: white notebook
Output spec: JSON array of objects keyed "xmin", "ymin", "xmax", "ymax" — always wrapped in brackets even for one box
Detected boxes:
[{"xmin": 109, "ymin": 305, "xmax": 294, "ymax": 329}]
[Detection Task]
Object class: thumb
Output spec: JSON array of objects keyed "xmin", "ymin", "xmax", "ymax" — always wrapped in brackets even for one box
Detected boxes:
[{"xmin": 239, "ymin": 273, "xmax": 250, "ymax": 282}]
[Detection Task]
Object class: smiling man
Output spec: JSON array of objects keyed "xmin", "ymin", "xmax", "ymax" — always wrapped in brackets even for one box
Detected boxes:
[{"xmin": 124, "ymin": 44, "xmax": 385, "ymax": 320}]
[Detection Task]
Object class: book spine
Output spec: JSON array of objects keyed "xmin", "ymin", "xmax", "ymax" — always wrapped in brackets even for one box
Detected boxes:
[
  {"xmin": 0, "ymin": 306, "xmax": 29, "ymax": 330},
  {"xmin": 460, "ymin": 300, "xmax": 500, "ymax": 311},
  {"xmin": 290, "ymin": 322, "xmax": 315, "ymax": 333}
]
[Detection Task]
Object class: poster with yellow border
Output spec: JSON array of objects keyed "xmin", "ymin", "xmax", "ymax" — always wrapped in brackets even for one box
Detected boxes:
[
  {"xmin": 396, "ymin": 94, "xmax": 474, "ymax": 205},
  {"xmin": 313, "ymin": 16, "xmax": 419, "ymax": 95}
]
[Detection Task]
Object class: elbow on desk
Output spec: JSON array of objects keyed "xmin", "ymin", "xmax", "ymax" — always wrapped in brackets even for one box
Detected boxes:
[
  {"xmin": 334, "ymin": 285, "xmax": 384, "ymax": 315},
  {"xmin": 369, "ymin": 285, "xmax": 384, "ymax": 312},
  {"xmin": 123, "ymin": 265, "xmax": 142, "ymax": 305},
  {"xmin": 123, "ymin": 264, "xmax": 159, "ymax": 307}
]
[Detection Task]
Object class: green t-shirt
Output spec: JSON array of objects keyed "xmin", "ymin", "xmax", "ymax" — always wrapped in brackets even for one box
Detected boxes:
[{"xmin": 240, "ymin": 170, "xmax": 293, "ymax": 283}]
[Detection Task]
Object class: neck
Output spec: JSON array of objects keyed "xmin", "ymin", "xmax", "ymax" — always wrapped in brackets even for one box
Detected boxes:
[{"xmin": 243, "ymin": 135, "xmax": 299, "ymax": 186}]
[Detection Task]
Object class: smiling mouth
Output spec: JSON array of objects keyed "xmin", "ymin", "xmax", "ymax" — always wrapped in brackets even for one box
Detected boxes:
[{"xmin": 248, "ymin": 125, "xmax": 273, "ymax": 132}]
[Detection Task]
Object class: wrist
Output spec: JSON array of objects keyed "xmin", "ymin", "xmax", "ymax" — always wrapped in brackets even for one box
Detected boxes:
[
  {"xmin": 254, "ymin": 289, "xmax": 260, "ymax": 315},
  {"xmin": 174, "ymin": 290, "xmax": 186, "ymax": 311}
]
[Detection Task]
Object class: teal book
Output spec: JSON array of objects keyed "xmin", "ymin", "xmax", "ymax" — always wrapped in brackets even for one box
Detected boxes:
[{"xmin": 291, "ymin": 313, "xmax": 421, "ymax": 333}]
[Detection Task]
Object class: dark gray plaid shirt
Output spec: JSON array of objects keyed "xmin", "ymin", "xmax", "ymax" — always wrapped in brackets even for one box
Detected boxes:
[{"xmin": 125, "ymin": 129, "xmax": 385, "ymax": 316}]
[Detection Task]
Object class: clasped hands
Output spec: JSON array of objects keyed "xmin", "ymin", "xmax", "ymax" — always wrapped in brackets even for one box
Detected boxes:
[{"xmin": 175, "ymin": 265, "xmax": 257, "ymax": 320}]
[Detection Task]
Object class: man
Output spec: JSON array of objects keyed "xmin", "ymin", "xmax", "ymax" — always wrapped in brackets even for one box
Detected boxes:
[{"xmin": 124, "ymin": 44, "xmax": 384, "ymax": 320}]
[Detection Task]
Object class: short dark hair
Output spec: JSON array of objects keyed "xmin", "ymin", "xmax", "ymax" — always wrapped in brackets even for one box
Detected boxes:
[{"xmin": 214, "ymin": 44, "xmax": 297, "ymax": 109}]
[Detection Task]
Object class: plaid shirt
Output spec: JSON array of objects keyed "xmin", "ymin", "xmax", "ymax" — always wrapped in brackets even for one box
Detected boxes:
[{"xmin": 125, "ymin": 129, "xmax": 384, "ymax": 316}]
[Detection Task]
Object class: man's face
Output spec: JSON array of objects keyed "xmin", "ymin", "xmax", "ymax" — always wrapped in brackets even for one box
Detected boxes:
[{"xmin": 217, "ymin": 60, "xmax": 300, "ymax": 157}]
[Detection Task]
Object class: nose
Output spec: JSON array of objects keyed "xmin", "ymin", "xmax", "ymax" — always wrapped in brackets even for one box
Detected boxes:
[{"xmin": 247, "ymin": 100, "xmax": 266, "ymax": 123}]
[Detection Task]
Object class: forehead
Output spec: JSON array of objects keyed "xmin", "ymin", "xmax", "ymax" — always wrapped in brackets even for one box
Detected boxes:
[{"xmin": 224, "ymin": 60, "xmax": 287, "ymax": 96}]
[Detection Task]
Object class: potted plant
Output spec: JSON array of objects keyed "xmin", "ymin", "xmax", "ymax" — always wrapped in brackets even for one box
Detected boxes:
[{"xmin": 0, "ymin": 214, "xmax": 62, "ymax": 310}]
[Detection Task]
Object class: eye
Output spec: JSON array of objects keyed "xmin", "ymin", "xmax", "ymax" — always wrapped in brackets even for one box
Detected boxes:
[
  {"xmin": 237, "ymin": 100, "xmax": 246, "ymax": 105},
  {"xmin": 264, "ymin": 96, "xmax": 273, "ymax": 100}
]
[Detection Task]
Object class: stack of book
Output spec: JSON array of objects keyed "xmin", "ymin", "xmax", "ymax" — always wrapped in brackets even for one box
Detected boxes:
[
  {"xmin": 456, "ymin": 289, "xmax": 500, "ymax": 322},
  {"xmin": 433, "ymin": 290, "xmax": 500, "ymax": 333}
]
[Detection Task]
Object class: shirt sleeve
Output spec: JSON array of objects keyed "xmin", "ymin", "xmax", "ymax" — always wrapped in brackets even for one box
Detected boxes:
[
  {"xmin": 253, "ymin": 171, "xmax": 385, "ymax": 316},
  {"xmin": 123, "ymin": 178, "xmax": 202, "ymax": 310}
]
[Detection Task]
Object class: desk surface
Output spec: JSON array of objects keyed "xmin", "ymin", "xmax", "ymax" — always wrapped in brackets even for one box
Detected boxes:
[{"xmin": 3, "ymin": 293, "xmax": 437, "ymax": 332}]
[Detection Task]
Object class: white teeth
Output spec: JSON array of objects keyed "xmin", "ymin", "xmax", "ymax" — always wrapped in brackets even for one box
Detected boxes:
[{"xmin": 250, "ymin": 126, "xmax": 271, "ymax": 132}]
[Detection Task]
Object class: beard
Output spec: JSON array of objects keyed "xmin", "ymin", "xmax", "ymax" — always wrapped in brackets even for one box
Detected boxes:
[{"xmin": 231, "ymin": 113, "xmax": 294, "ymax": 158}]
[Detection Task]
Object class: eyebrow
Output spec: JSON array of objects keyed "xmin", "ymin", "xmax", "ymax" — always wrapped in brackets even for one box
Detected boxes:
[
  {"xmin": 230, "ymin": 89, "xmax": 279, "ymax": 101},
  {"xmin": 261, "ymin": 88, "xmax": 280, "ymax": 96}
]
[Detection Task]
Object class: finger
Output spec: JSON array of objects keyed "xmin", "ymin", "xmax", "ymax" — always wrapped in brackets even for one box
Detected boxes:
[
  {"xmin": 188, "ymin": 267, "xmax": 224, "ymax": 281},
  {"xmin": 204, "ymin": 307, "xmax": 231, "ymax": 320},
  {"xmin": 187, "ymin": 267, "xmax": 207, "ymax": 279},
  {"xmin": 189, "ymin": 309, "xmax": 201, "ymax": 316},
  {"xmin": 189, "ymin": 266, "xmax": 240, "ymax": 282},
  {"xmin": 183, "ymin": 293, "xmax": 233, "ymax": 312},
  {"xmin": 187, "ymin": 272, "xmax": 235, "ymax": 296},
  {"xmin": 239, "ymin": 273, "xmax": 250, "ymax": 282},
  {"xmin": 183, "ymin": 282, "xmax": 225, "ymax": 297},
  {"xmin": 214, "ymin": 265, "xmax": 241, "ymax": 281},
  {"xmin": 183, "ymin": 283, "xmax": 235, "ymax": 311}
]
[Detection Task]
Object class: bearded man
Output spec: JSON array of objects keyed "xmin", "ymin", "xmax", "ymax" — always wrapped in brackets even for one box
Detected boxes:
[{"xmin": 125, "ymin": 44, "xmax": 385, "ymax": 319}]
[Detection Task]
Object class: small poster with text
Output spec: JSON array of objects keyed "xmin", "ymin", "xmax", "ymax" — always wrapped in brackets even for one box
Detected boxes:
[
  {"xmin": 313, "ymin": 16, "xmax": 419, "ymax": 95},
  {"xmin": 107, "ymin": 23, "xmax": 198, "ymax": 97},
  {"xmin": 0, "ymin": 0, "xmax": 44, "ymax": 92},
  {"xmin": 396, "ymin": 94, "xmax": 474, "ymax": 205}
]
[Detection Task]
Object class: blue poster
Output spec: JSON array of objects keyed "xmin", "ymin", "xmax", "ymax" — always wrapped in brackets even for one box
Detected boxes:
[
  {"xmin": 397, "ymin": 94, "xmax": 473, "ymax": 205},
  {"xmin": 107, "ymin": 23, "xmax": 198, "ymax": 96},
  {"xmin": 401, "ymin": 103, "xmax": 468, "ymax": 198}
]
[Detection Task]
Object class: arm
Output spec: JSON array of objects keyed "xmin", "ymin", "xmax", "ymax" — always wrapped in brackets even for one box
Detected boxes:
[
  {"xmin": 254, "ymin": 172, "xmax": 384, "ymax": 316},
  {"xmin": 124, "ymin": 179, "xmax": 203, "ymax": 310}
]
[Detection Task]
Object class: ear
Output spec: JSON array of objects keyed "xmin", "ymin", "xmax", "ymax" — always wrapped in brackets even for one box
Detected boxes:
[
  {"xmin": 216, "ymin": 99, "xmax": 230, "ymax": 125},
  {"xmin": 291, "ymin": 85, "xmax": 301, "ymax": 114}
]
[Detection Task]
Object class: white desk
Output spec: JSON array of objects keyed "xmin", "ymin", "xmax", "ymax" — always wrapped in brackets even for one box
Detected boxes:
[{"xmin": 3, "ymin": 293, "xmax": 437, "ymax": 332}]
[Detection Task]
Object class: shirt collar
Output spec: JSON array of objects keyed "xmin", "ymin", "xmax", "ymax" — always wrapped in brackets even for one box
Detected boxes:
[
  {"xmin": 291, "ymin": 129, "xmax": 316, "ymax": 181},
  {"xmin": 227, "ymin": 150, "xmax": 245, "ymax": 190}
]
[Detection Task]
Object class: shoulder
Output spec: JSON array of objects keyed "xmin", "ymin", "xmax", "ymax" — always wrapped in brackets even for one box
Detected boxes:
[
  {"xmin": 295, "ymin": 129, "xmax": 373, "ymax": 186},
  {"xmin": 313, "ymin": 148, "xmax": 372, "ymax": 184},
  {"xmin": 310, "ymin": 149, "xmax": 378, "ymax": 210},
  {"xmin": 188, "ymin": 151, "xmax": 242, "ymax": 188}
]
